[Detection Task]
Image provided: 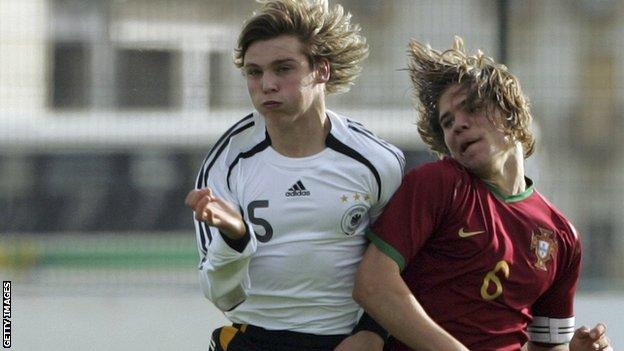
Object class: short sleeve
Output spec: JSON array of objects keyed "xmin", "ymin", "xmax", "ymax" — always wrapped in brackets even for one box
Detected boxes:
[{"xmin": 367, "ymin": 161, "xmax": 457, "ymax": 270}]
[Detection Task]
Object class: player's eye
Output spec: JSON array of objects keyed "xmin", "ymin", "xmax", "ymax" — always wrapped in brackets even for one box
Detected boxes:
[
  {"xmin": 245, "ymin": 69, "xmax": 262, "ymax": 77},
  {"xmin": 440, "ymin": 116, "xmax": 453, "ymax": 129},
  {"xmin": 466, "ymin": 105, "xmax": 479, "ymax": 114},
  {"xmin": 465, "ymin": 100, "xmax": 484, "ymax": 114},
  {"xmin": 276, "ymin": 65, "xmax": 292, "ymax": 73}
]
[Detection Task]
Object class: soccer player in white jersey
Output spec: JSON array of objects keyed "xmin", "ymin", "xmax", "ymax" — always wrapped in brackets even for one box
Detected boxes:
[{"xmin": 184, "ymin": 1, "xmax": 403, "ymax": 350}]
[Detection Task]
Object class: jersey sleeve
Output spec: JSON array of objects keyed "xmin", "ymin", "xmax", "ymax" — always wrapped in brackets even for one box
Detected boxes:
[
  {"xmin": 367, "ymin": 161, "xmax": 456, "ymax": 271},
  {"xmin": 193, "ymin": 142, "xmax": 259, "ymax": 312},
  {"xmin": 527, "ymin": 224, "xmax": 582, "ymax": 344},
  {"xmin": 367, "ymin": 145, "xmax": 405, "ymax": 223}
]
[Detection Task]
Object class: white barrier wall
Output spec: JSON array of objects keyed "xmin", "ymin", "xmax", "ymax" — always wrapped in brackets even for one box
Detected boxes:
[{"xmin": 11, "ymin": 293, "xmax": 623, "ymax": 351}]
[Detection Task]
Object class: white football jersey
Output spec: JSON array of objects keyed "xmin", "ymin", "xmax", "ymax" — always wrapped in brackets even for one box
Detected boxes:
[{"xmin": 193, "ymin": 110, "xmax": 404, "ymax": 335}]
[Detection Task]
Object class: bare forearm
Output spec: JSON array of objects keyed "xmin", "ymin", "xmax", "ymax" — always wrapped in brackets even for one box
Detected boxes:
[
  {"xmin": 356, "ymin": 284, "xmax": 467, "ymax": 351},
  {"xmin": 354, "ymin": 245, "xmax": 468, "ymax": 351}
]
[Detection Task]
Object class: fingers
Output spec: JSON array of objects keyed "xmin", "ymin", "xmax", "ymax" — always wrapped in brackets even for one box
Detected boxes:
[
  {"xmin": 593, "ymin": 337, "xmax": 612, "ymax": 351},
  {"xmin": 185, "ymin": 188, "xmax": 245, "ymax": 237},
  {"xmin": 194, "ymin": 195, "xmax": 216, "ymax": 222},
  {"xmin": 185, "ymin": 188, "xmax": 220, "ymax": 223},
  {"xmin": 584, "ymin": 323, "xmax": 611, "ymax": 351},
  {"xmin": 185, "ymin": 188, "xmax": 214, "ymax": 208},
  {"xmin": 574, "ymin": 325, "xmax": 591, "ymax": 340},
  {"xmin": 185, "ymin": 189, "xmax": 200, "ymax": 207},
  {"xmin": 592, "ymin": 324, "xmax": 611, "ymax": 351},
  {"xmin": 589, "ymin": 323, "xmax": 606, "ymax": 340}
]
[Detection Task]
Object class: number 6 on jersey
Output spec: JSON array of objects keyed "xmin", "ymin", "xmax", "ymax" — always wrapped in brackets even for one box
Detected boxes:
[{"xmin": 480, "ymin": 260, "xmax": 510, "ymax": 301}]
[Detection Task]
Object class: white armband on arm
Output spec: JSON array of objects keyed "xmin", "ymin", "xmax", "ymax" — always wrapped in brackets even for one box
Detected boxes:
[{"xmin": 527, "ymin": 316, "xmax": 575, "ymax": 344}]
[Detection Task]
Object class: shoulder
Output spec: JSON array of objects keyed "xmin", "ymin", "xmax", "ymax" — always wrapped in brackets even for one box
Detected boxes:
[
  {"xmin": 404, "ymin": 157, "xmax": 466, "ymax": 185},
  {"xmin": 195, "ymin": 112, "xmax": 265, "ymax": 188},
  {"xmin": 399, "ymin": 158, "xmax": 476, "ymax": 207},
  {"xmin": 326, "ymin": 110, "xmax": 405, "ymax": 176},
  {"xmin": 532, "ymin": 190, "xmax": 581, "ymax": 245},
  {"xmin": 207, "ymin": 112, "xmax": 266, "ymax": 164}
]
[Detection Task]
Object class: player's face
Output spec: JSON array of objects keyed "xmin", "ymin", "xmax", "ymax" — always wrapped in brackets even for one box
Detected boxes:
[
  {"xmin": 243, "ymin": 35, "xmax": 325, "ymax": 123},
  {"xmin": 438, "ymin": 84, "xmax": 514, "ymax": 176}
]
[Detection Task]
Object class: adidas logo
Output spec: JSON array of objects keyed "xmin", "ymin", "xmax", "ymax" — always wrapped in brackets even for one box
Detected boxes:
[{"xmin": 285, "ymin": 180, "xmax": 311, "ymax": 197}]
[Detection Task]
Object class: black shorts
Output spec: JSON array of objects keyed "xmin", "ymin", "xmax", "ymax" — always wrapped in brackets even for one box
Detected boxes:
[{"xmin": 209, "ymin": 324, "xmax": 349, "ymax": 351}]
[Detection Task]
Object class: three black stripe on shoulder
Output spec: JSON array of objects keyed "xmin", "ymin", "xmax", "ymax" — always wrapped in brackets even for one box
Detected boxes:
[
  {"xmin": 227, "ymin": 131, "xmax": 272, "ymax": 191},
  {"xmin": 326, "ymin": 133, "xmax": 382, "ymax": 201},
  {"xmin": 196, "ymin": 113, "xmax": 255, "ymax": 189},
  {"xmin": 346, "ymin": 120, "xmax": 405, "ymax": 172}
]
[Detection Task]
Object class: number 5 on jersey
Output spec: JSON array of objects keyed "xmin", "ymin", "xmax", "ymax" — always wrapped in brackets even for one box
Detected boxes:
[{"xmin": 248, "ymin": 200, "xmax": 273, "ymax": 243}]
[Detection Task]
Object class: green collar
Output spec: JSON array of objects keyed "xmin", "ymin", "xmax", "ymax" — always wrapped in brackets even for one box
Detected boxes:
[{"xmin": 484, "ymin": 177, "xmax": 534, "ymax": 203}]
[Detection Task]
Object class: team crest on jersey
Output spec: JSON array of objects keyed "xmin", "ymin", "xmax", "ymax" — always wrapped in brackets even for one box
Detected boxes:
[
  {"xmin": 530, "ymin": 227, "xmax": 558, "ymax": 271},
  {"xmin": 340, "ymin": 204, "xmax": 367, "ymax": 236}
]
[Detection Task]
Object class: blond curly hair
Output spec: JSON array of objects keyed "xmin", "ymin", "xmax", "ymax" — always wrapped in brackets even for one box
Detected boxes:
[
  {"xmin": 234, "ymin": 0, "xmax": 368, "ymax": 95},
  {"xmin": 408, "ymin": 36, "xmax": 535, "ymax": 158}
]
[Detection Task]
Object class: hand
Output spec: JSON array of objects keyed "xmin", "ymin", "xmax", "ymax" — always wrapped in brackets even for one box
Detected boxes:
[
  {"xmin": 334, "ymin": 331, "xmax": 384, "ymax": 351},
  {"xmin": 185, "ymin": 188, "xmax": 246, "ymax": 239},
  {"xmin": 570, "ymin": 323, "xmax": 612, "ymax": 351}
]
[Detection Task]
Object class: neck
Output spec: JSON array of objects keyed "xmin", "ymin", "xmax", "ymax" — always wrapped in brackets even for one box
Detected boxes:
[
  {"xmin": 265, "ymin": 100, "xmax": 330, "ymax": 158},
  {"xmin": 480, "ymin": 142, "xmax": 526, "ymax": 196}
]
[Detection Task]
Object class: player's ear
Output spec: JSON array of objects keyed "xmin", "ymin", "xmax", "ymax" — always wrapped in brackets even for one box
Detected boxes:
[{"xmin": 314, "ymin": 58, "xmax": 330, "ymax": 84}]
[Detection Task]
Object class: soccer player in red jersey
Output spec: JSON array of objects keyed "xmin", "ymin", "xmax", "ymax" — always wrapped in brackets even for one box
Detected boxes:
[{"xmin": 353, "ymin": 37, "xmax": 612, "ymax": 351}]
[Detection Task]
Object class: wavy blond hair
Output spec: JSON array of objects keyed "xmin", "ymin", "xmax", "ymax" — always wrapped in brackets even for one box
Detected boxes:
[
  {"xmin": 234, "ymin": 0, "xmax": 368, "ymax": 94},
  {"xmin": 408, "ymin": 36, "xmax": 535, "ymax": 158}
]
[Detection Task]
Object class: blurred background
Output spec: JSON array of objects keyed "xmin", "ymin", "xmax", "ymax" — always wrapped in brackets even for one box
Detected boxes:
[{"xmin": 1, "ymin": 0, "xmax": 622, "ymax": 350}]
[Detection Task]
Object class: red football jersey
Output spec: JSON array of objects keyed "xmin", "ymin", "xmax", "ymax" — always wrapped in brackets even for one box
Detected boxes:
[{"xmin": 369, "ymin": 158, "xmax": 581, "ymax": 351}]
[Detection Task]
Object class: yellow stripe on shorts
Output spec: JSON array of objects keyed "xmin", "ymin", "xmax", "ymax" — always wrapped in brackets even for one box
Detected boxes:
[{"xmin": 219, "ymin": 326, "xmax": 239, "ymax": 350}]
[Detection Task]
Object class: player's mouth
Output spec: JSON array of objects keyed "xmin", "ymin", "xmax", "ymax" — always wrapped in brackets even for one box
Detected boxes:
[
  {"xmin": 460, "ymin": 139, "xmax": 480, "ymax": 153},
  {"xmin": 262, "ymin": 100, "xmax": 282, "ymax": 108}
]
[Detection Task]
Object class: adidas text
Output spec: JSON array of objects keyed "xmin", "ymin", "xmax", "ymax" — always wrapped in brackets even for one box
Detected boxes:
[{"xmin": 285, "ymin": 190, "xmax": 310, "ymax": 197}]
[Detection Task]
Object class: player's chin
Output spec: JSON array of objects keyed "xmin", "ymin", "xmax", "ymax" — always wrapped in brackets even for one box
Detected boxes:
[
  {"xmin": 458, "ymin": 156, "xmax": 490, "ymax": 175},
  {"xmin": 260, "ymin": 109, "xmax": 296, "ymax": 123},
  {"xmin": 454, "ymin": 157, "xmax": 477, "ymax": 172}
]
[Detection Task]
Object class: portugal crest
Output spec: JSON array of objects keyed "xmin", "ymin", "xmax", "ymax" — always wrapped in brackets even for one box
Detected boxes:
[{"xmin": 530, "ymin": 227, "xmax": 558, "ymax": 271}]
